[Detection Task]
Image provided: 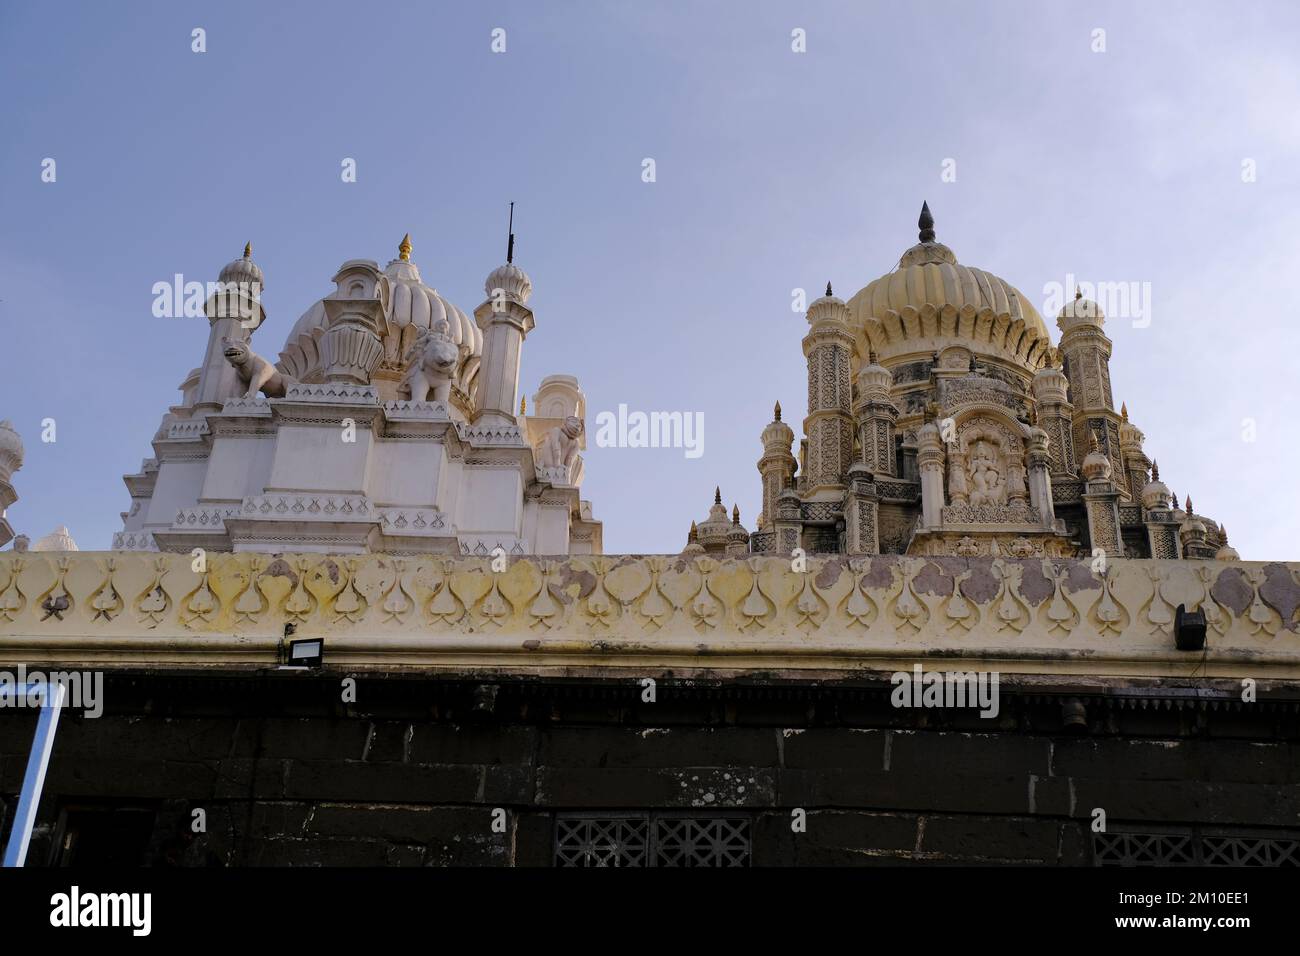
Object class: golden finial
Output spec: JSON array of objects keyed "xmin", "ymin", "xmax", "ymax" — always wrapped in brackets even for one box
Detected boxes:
[
  {"xmin": 1121, "ymin": 402, "xmax": 1128, "ymax": 422},
  {"xmin": 243, "ymin": 242, "xmax": 252, "ymax": 259},
  {"xmin": 519, "ymin": 396, "xmax": 526, "ymax": 415},
  {"xmin": 688, "ymin": 521, "xmax": 698, "ymax": 543},
  {"xmin": 732, "ymin": 504, "xmax": 740, "ymax": 525},
  {"xmin": 1089, "ymin": 432, "xmax": 1100, "ymax": 453},
  {"xmin": 774, "ymin": 401, "xmax": 782, "ymax": 422},
  {"xmin": 398, "ymin": 233, "xmax": 412, "ymax": 261}
]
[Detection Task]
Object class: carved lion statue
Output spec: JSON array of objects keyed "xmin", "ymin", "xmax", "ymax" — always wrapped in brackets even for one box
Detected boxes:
[
  {"xmin": 402, "ymin": 319, "xmax": 460, "ymax": 403},
  {"xmin": 536, "ymin": 416, "xmax": 583, "ymax": 472},
  {"xmin": 222, "ymin": 337, "xmax": 287, "ymax": 399}
]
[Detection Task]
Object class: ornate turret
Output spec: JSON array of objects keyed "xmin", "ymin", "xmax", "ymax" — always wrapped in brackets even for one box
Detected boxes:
[
  {"xmin": 1031, "ymin": 352, "xmax": 1076, "ymax": 476},
  {"xmin": 0, "ymin": 419, "xmax": 23, "ymax": 549},
  {"xmin": 1058, "ymin": 286, "xmax": 1122, "ymax": 485},
  {"xmin": 1118, "ymin": 402, "xmax": 1150, "ymax": 500},
  {"xmin": 193, "ymin": 242, "xmax": 268, "ymax": 413},
  {"xmin": 474, "ymin": 209, "xmax": 535, "ymax": 424},
  {"xmin": 855, "ymin": 351, "xmax": 898, "ymax": 478},
  {"xmin": 802, "ymin": 282, "xmax": 855, "ymax": 496},
  {"xmin": 756, "ymin": 401, "xmax": 797, "ymax": 534}
]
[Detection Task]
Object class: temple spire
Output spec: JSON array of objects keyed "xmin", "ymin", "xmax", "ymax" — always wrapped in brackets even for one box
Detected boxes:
[{"xmin": 918, "ymin": 201, "xmax": 935, "ymax": 242}]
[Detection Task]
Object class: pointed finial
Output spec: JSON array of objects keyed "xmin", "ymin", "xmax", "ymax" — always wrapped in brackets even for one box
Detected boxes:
[
  {"xmin": 1089, "ymin": 432, "xmax": 1100, "ymax": 453},
  {"xmin": 774, "ymin": 401, "xmax": 782, "ymax": 422},
  {"xmin": 243, "ymin": 242, "xmax": 252, "ymax": 259},
  {"xmin": 398, "ymin": 233, "xmax": 412, "ymax": 261},
  {"xmin": 918, "ymin": 201, "xmax": 935, "ymax": 242},
  {"xmin": 1075, "ymin": 287, "xmax": 1083, "ymax": 300},
  {"xmin": 1185, "ymin": 496, "xmax": 1194, "ymax": 515},
  {"xmin": 732, "ymin": 504, "xmax": 740, "ymax": 525},
  {"xmin": 869, "ymin": 349, "xmax": 878, "ymax": 365},
  {"xmin": 688, "ymin": 521, "xmax": 698, "ymax": 543},
  {"xmin": 1172, "ymin": 492, "xmax": 1180, "ymax": 510},
  {"xmin": 714, "ymin": 486, "xmax": 722, "ymax": 505},
  {"xmin": 519, "ymin": 396, "xmax": 526, "ymax": 415},
  {"xmin": 1151, "ymin": 460, "xmax": 1160, "ymax": 480},
  {"xmin": 506, "ymin": 201, "xmax": 515, "ymax": 264},
  {"xmin": 825, "ymin": 281, "xmax": 833, "ymax": 297},
  {"xmin": 1121, "ymin": 402, "xmax": 1129, "ymax": 422}
]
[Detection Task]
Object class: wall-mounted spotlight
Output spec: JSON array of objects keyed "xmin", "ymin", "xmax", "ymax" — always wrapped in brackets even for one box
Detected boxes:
[{"xmin": 286, "ymin": 638, "xmax": 325, "ymax": 669}]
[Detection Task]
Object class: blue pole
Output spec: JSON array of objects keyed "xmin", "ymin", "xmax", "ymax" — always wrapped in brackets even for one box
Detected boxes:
[{"xmin": 3, "ymin": 680, "xmax": 66, "ymax": 867}]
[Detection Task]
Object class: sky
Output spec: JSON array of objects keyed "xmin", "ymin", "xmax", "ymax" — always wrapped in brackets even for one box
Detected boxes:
[{"xmin": 0, "ymin": 0, "xmax": 1298, "ymax": 558}]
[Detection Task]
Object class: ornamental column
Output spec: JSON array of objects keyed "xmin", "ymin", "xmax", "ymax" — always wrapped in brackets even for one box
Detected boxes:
[
  {"xmin": 194, "ymin": 243, "xmax": 267, "ymax": 414},
  {"xmin": 757, "ymin": 402, "xmax": 797, "ymax": 529},
  {"xmin": 916, "ymin": 421, "xmax": 945, "ymax": 529},
  {"xmin": 1025, "ymin": 424, "xmax": 1057, "ymax": 530},
  {"xmin": 855, "ymin": 353, "xmax": 898, "ymax": 477},
  {"xmin": 474, "ymin": 255, "xmax": 535, "ymax": 425},
  {"xmin": 801, "ymin": 284, "xmax": 855, "ymax": 497},
  {"xmin": 1030, "ymin": 356, "xmax": 1076, "ymax": 477}
]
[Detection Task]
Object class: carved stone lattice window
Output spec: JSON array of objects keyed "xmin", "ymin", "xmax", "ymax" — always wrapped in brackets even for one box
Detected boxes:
[
  {"xmin": 1093, "ymin": 827, "xmax": 1299, "ymax": 866},
  {"xmin": 555, "ymin": 813, "xmax": 751, "ymax": 867}
]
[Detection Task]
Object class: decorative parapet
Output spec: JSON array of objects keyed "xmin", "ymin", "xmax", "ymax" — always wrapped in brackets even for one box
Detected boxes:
[
  {"xmin": 282, "ymin": 383, "xmax": 378, "ymax": 404},
  {"xmin": 164, "ymin": 419, "xmax": 210, "ymax": 441},
  {"xmin": 457, "ymin": 422, "xmax": 528, "ymax": 447},
  {"xmin": 110, "ymin": 531, "xmax": 158, "ymax": 552},
  {"xmin": 0, "ymin": 553, "xmax": 1296, "ymax": 678},
  {"xmin": 172, "ymin": 504, "xmax": 240, "ymax": 530},
  {"xmin": 220, "ymin": 396, "xmax": 272, "ymax": 415}
]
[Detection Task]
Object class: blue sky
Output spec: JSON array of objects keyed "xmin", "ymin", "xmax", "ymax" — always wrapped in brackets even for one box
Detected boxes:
[{"xmin": 1, "ymin": 0, "xmax": 1297, "ymax": 558}]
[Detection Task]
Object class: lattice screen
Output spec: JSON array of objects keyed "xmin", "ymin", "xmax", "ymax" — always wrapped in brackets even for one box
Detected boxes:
[
  {"xmin": 1094, "ymin": 828, "xmax": 1299, "ymax": 866},
  {"xmin": 555, "ymin": 813, "xmax": 751, "ymax": 867}
]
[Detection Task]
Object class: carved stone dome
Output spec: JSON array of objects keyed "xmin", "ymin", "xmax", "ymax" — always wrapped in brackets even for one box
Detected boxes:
[
  {"xmin": 485, "ymin": 260, "xmax": 533, "ymax": 305},
  {"xmin": 32, "ymin": 525, "xmax": 78, "ymax": 552},
  {"xmin": 0, "ymin": 419, "xmax": 23, "ymax": 481},
  {"xmin": 218, "ymin": 243, "xmax": 264, "ymax": 288},
  {"xmin": 276, "ymin": 236, "xmax": 481, "ymax": 391},
  {"xmin": 848, "ymin": 203, "xmax": 1052, "ymax": 370}
]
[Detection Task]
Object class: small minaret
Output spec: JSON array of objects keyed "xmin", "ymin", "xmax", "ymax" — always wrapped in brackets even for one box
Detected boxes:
[
  {"xmin": 756, "ymin": 401, "xmax": 797, "ymax": 534},
  {"xmin": 1057, "ymin": 286, "xmax": 1122, "ymax": 480},
  {"xmin": 1118, "ymin": 402, "xmax": 1150, "ymax": 501},
  {"xmin": 1030, "ymin": 350, "xmax": 1076, "ymax": 476},
  {"xmin": 855, "ymin": 351, "xmax": 898, "ymax": 477},
  {"xmin": 474, "ymin": 205, "xmax": 535, "ymax": 424},
  {"xmin": 801, "ymin": 282, "xmax": 855, "ymax": 497},
  {"xmin": 193, "ymin": 243, "xmax": 267, "ymax": 414},
  {"xmin": 1081, "ymin": 430, "xmax": 1124, "ymax": 557}
]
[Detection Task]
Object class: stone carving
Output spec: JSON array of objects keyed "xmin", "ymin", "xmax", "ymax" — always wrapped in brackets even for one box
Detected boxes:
[
  {"xmin": 401, "ymin": 319, "xmax": 461, "ymax": 403},
  {"xmin": 222, "ymin": 338, "xmax": 287, "ymax": 399},
  {"xmin": 536, "ymin": 416, "xmax": 583, "ymax": 473}
]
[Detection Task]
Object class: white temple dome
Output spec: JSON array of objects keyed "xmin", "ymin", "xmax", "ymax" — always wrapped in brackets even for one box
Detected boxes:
[
  {"xmin": 218, "ymin": 243, "xmax": 264, "ymax": 287},
  {"xmin": 485, "ymin": 260, "xmax": 533, "ymax": 305},
  {"xmin": 0, "ymin": 419, "xmax": 23, "ymax": 479},
  {"xmin": 32, "ymin": 525, "xmax": 78, "ymax": 552}
]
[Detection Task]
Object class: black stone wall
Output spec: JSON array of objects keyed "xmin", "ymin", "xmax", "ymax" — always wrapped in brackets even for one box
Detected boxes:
[{"xmin": 0, "ymin": 671, "xmax": 1296, "ymax": 866}]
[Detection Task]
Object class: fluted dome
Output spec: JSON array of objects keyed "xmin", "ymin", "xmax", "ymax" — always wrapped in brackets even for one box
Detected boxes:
[
  {"xmin": 857, "ymin": 354, "xmax": 893, "ymax": 399},
  {"xmin": 277, "ymin": 237, "xmax": 482, "ymax": 386},
  {"xmin": 485, "ymin": 260, "xmax": 533, "ymax": 305},
  {"xmin": 848, "ymin": 204, "xmax": 1051, "ymax": 368},
  {"xmin": 807, "ymin": 283, "xmax": 848, "ymax": 324},
  {"xmin": 32, "ymin": 525, "xmax": 78, "ymax": 552},
  {"xmin": 1057, "ymin": 289, "xmax": 1105, "ymax": 332},
  {"xmin": 219, "ymin": 243, "xmax": 264, "ymax": 287},
  {"xmin": 0, "ymin": 420, "xmax": 23, "ymax": 480},
  {"xmin": 1081, "ymin": 435, "xmax": 1112, "ymax": 481},
  {"xmin": 761, "ymin": 403, "xmax": 795, "ymax": 448}
]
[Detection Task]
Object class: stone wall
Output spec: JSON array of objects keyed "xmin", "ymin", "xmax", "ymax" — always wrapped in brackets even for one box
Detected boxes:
[{"xmin": 2, "ymin": 673, "xmax": 1296, "ymax": 867}]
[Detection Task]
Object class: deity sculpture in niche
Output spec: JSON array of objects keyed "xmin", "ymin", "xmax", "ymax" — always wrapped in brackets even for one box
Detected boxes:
[{"xmin": 967, "ymin": 438, "xmax": 1005, "ymax": 506}]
